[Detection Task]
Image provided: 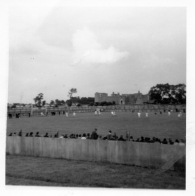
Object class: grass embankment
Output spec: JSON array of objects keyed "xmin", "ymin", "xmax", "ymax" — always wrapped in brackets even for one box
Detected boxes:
[{"xmin": 6, "ymin": 155, "xmax": 185, "ymax": 189}]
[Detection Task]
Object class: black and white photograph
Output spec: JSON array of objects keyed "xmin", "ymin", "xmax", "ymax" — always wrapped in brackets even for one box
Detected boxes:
[{"xmin": 2, "ymin": 0, "xmax": 195, "ymax": 194}]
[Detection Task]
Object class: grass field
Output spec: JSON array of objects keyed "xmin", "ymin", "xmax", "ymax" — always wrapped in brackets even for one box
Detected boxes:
[
  {"xmin": 7, "ymin": 111, "xmax": 186, "ymax": 140},
  {"xmin": 6, "ymin": 155, "xmax": 185, "ymax": 189}
]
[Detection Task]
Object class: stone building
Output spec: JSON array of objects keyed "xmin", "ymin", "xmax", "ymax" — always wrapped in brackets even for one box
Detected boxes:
[{"xmin": 95, "ymin": 91, "xmax": 149, "ymax": 105}]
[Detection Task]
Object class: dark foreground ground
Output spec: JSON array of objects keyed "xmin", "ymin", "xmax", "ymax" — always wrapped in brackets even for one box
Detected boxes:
[{"xmin": 6, "ymin": 155, "xmax": 185, "ymax": 189}]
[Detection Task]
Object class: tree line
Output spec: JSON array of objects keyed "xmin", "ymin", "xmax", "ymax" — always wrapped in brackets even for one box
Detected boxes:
[
  {"xmin": 17, "ymin": 83, "xmax": 186, "ymax": 108},
  {"xmin": 148, "ymin": 83, "xmax": 186, "ymax": 104}
]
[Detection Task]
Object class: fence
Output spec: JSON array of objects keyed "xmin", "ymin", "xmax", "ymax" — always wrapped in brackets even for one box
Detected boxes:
[
  {"xmin": 6, "ymin": 136, "xmax": 185, "ymax": 171},
  {"xmin": 7, "ymin": 104, "xmax": 186, "ymax": 117}
]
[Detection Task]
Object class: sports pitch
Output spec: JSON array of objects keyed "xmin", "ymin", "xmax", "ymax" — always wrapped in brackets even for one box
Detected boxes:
[{"xmin": 7, "ymin": 111, "xmax": 186, "ymax": 140}]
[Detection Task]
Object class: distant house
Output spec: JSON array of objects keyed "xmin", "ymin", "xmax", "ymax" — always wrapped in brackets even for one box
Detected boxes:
[
  {"xmin": 7, "ymin": 103, "xmax": 13, "ymax": 108},
  {"xmin": 44, "ymin": 103, "xmax": 50, "ymax": 108},
  {"xmin": 24, "ymin": 104, "xmax": 33, "ymax": 108}
]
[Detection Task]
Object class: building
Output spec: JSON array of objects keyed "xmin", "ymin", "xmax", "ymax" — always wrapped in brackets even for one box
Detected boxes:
[{"xmin": 95, "ymin": 91, "xmax": 149, "ymax": 105}]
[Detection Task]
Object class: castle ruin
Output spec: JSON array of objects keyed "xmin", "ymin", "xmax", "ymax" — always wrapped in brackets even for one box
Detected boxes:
[{"xmin": 95, "ymin": 91, "xmax": 149, "ymax": 105}]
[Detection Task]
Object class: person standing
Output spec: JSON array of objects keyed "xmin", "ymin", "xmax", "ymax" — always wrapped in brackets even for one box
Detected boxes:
[
  {"xmin": 107, "ymin": 130, "xmax": 113, "ymax": 140},
  {"xmin": 145, "ymin": 112, "xmax": 148, "ymax": 117},
  {"xmin": 126, "ymin": 131, "xmax": 130, "ymax": 141},
  {"xmin": 168, "ymin": 110, "xmax": 171, "ymax": 116},
  {"xmin": 91, "ymin": 128, "xmax": 98, "ymax": 140}
]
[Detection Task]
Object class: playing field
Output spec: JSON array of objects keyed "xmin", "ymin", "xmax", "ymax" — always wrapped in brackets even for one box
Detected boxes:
[{"xmin": 6, "ymin": 111, "xmax": 186, "ymax": 140}]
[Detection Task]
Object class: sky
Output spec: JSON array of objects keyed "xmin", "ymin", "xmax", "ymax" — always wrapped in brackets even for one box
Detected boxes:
[{"xmin": 8, "ymin": 6, "xmax": 186, "ymax": 104}]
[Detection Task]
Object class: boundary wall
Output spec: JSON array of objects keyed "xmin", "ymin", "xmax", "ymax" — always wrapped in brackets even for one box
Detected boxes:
[{"xmin": 6, "ymin": 136, "xmax": 185, "ymax": 171}]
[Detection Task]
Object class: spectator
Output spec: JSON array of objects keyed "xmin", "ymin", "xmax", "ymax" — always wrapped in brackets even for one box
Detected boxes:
[
  {"xmin": 126, "ymin": 131, "xmax": 130, "ymax": 141},
  {"xmin": 86, "ymin": 133, "xmax": 91, "ymax": 139},
  {"xmin": 113, "ymin": 133, "xmax": 118, "ymax": 140},
  {"xmin": 18, "ymin": 130, "xmax": 22, "ymax": 137},
  {"xmin": 63, "ymin": 134, "xmax": 68, "ymax": 138},
  {"xmin": 81, "ymin": 133, "xmax": 87, "ymax": 139},
  {"xmin": 29, "ymin": 132, "xmax": 33, "ymax": 137},
  {"xmin": 157, "ymin": 138, "xmax": 162, "ymax": 144},
  {"xmin": 16, "ymin": 113, "xmax": 20, "ymax": 118},
  {"xmin": 107, "ymin": 130, "xmax": 113, "ymax": 140},
  {"xmin": 136, "ymin": 138, "xmax": 140, "ymax": 142},
  {"xmin": 44, "ymin": 132, "xmax": 49, "ymax": 137},
  {"xmin": 152, "ymin": 137, "xmax": 156, "ymax": 143},
  {"xmin": 59, "ymin": 134, "xmax": 64, "ymax": 139},
  {"xmin": 69, "ymin": 134, "xmax": 74, "ymax": 138},
  {"xmin": 168, "ymin": 139, "xmax": 174, "ymax": 145},
  {"xmin": 140, "ymin": 136, "xmax": 145, "ymax": 142},
  {"xmin": 35, "ymin": 132, "xmax": 40, "ymax": 137},
  {"xmin": 118, "ymin": 135, "xmax": 126, "ymax": 141},
  {"xmin": 91, "ymin": 128, "xmax": 98, "ymax": 140},
  {"xmin": 162, "ymin": 138, "xmax": 168, "ymax": 144},
  {"xmin": 174, "ymin": 139, "xmax": 179, "ymax": 145},
  {"xmin": 129, "ymin": 136, "xmax": 134, "ymax": 142},
  {"xmin": 54, "ymin": 132, "xmax": 59, "ymax": 138}
]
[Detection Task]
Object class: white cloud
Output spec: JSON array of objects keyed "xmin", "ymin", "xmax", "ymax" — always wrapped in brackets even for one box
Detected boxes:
[{"xmin": 72, "ymin": 27, "xmax": 129, "ymax": 65}]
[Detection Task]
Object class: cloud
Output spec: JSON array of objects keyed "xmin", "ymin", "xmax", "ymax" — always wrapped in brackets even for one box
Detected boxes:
[{"xmin": 72, "ymin": 27, "xmax": 129, "ymax": 65}]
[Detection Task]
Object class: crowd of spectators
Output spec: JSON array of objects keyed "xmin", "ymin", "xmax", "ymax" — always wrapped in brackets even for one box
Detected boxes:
[{"xmin": 8, "ymin": 129, "xmax": 186, "ymax": 146}]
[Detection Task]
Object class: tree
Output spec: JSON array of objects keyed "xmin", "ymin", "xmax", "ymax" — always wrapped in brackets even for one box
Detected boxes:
[
  {"xmin": 33, "ymin": 93, "xmax": 44, "ymax": 107},
  {"xmin": 50, "ymin": 100, "xmax": 55, "ymax": 105},
  {"xmin": 66, "ymin": 100, "xmax": 72, "ymax": 107},
  {"xmin": 55, "ymin": 99, "xmax": 60, "ymax": 106},
  {"xmin": 60, "ymin": 100, "xmax": 65, "ymax": 105},
  {"xmin": 67, "ymin": 88, "xmax": 77, "ymax": 106},
  {"xmin": 42, "ymin": 100, "xmax": 46, "ymax": 106},
  {"xmin": 68, "ymin": 88, "xmax": 77, "ymax": 99},
  {"xmin": 149, "ymin": 83, "xmax": 186, "ymax": 104}
]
